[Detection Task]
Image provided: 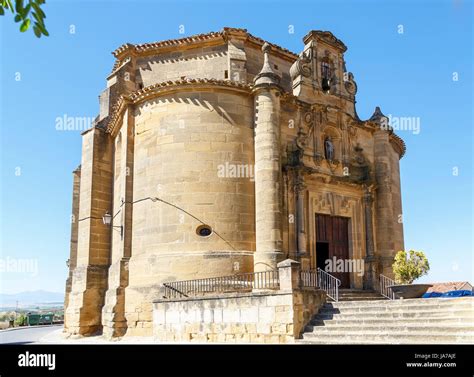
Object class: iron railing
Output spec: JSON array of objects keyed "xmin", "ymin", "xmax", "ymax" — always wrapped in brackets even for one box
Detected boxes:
[
  {"xmin": 317, "ymin": 267, "xmax": 341, "ymax": 302},
  {"xmin": 300, "ymin": 269, "xmax": 318, "ymax": 288},
  {"xmin": 379, "ymin": 274, "xmax": 396, "ymax": 300},
  {"xmin": 162, "ymin": 270, "xmax": 280, "ymax": 299}
]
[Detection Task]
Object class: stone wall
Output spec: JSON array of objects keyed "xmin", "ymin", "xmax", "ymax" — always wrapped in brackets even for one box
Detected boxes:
[
  {"xmin": 137, "ymin": 44, "xmax": 228, "ymax": 86},
  {"xmin": 152, "ymin": 259, "xmax": 325, "ymax": 343},
  {"xmin": 124, "ymin": 88, "xmax": 256, "ymax": 336},
  {"xmin": 153, "ymin": 288, "xmax": 325, "ymax": 344}
]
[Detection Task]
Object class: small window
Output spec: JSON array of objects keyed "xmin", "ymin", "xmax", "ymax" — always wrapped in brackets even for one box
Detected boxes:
[
  {"xmin": 321, "ymin": 62, "xmax": 331, "ymax": 79},
  {"xmin": 224, "ymin": 70, "xmax": 229, "ymax": 79},
  {"xmin": 274, "ymin": 64, "xmax": 279, "ymax": 70},
  {"xmin": 196, "ymin": 224, "xmax": 213, "ymax": 237},
  {"xmin": 321, "ymin": 61, "xmax": 332, "ymax": 92}
]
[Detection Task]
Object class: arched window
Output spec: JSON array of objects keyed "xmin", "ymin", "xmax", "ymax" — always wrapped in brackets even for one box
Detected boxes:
[
  {"xmin": 321, "ymin": 61, "xmax": 332, "ymax": 80},
  {"xmin": 321, "ymin": 59, "xmax": 332, "ymax": 93}
]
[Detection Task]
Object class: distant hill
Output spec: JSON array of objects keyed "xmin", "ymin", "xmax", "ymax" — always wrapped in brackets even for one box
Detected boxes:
[{"xmin": 0, "ymin": 290, "xmax": 64, "ymax": 307}]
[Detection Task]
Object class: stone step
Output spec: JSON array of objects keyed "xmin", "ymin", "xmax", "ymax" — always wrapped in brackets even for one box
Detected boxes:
[
  {"xmin": 324, "ymin": 297, "xmax": 473, "ymax": 308},
  {"xmin": 315, "ymin": 309, "xmax": 474, "ymax": 320},
  {"xmin": 310, "ymin": 317, "xmax": 474, "ymax": 327},
  {"xmin": 298, "ymin": 333, "xmax": 474, "ymax": 344},
  {"xmin": 305, "ymin": 324, "xmax": 474, "ymax": 334},
  {"xmin": 303, "ymin": 330, "xmax": 474, "ymax": 343},
  {"xmin": 320, "ymin": 302, "xmax": 473, "ymax": 314},
  {"xmin": 339, "ymin": 294, "xmax": 382, "ymax": 297},
  {"xmin": 338, "ymin": 296, "xmax": 386, "ymax": 301},
  {"xmin": 300, "ymin": 296, "xmax": 474, "ymax": 344}
]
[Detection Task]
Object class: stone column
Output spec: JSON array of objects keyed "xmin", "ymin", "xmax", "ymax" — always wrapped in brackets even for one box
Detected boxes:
[
  {"xmin": 373, "ymin": 120, "xmax": 396, "ymax": 277},
  {"xmin": 295, "ymin": 177, "xmax": 307, "ymax": 258},
  {"xmin": 363, "ymin": 186, "xmax": 376, "ymax": 290},
  {"xmin": 253, "ymin": 43, "xmax": 283, "ymax": 272},
  {"xmin": 65, "ymin": 127, "xmax": 114, "ymax": 336},
  {"xmin": 313, "ymin": 107, "xmax": 323, "ymax": 163}
]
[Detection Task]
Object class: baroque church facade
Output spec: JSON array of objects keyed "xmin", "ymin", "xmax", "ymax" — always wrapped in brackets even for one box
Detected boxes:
[{"xmin": 64, "ymin": 27, "xmax": 405, "ymax": 338}]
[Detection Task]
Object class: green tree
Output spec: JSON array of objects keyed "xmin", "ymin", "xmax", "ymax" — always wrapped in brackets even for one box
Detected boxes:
[
  {"xmin": 0, "ymin": 0, "xmax": 48, "ymax": 37},
  {"xmin": 15, "ymin": 313, "xmax": 27, "ymax": 326},
  {"xmin": 393, "ymin": 250, "xmax": 430, "ymax": 284}
]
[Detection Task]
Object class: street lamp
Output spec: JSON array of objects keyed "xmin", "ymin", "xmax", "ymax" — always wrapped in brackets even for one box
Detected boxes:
[{"xmin": 102, "ymin": 211, "xmax": 123, "ymax": 239}]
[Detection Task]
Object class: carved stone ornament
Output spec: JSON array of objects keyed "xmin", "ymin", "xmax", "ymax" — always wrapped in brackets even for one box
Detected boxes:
[
  {"xmin": 304, "ymin": 111, "xmax": 313, "ymax": 124},
  {"xmin": 344, "ymin": 72, "xmax": 357, "ymax": 96},
  {"xmin": 313, "ymin": 153, "xmax": 324, "ymax": 166},
  {"xmin": 327, "ymin": 158, "xmax": 340, "ymax": 174},
  {"xmin": 289, "ymin": 49, "xmax": 312, "ymax": 80},
  {"xmin": 352, "ymin": 143, "xmax": 367, "ymax": 166}
]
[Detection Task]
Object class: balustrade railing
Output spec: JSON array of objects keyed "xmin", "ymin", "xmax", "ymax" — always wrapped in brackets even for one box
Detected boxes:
[
  {"xmin": 300, "ymin": 269, "xmax": 318, "ymax": 288},
  {"xmin": 162, "ymin": 270, "xmax": 279, "ymax": 299}
]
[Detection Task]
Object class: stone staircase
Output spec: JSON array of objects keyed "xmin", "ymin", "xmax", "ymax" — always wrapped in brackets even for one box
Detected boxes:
[
  {"xmin": 299, "ymin": 292, "xmax": 474, "ymax": 344},
  {"xmin": 338, "ymin": 289, "xmax": 386, "ymax": 301}
]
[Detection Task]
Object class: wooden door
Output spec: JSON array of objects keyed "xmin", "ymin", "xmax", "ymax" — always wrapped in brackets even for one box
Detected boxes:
[{"xmin": 315, "ymin": 214, "xmax": 350, "ymax": 288}]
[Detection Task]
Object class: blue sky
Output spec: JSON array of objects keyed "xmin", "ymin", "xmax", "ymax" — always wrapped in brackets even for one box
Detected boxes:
[{"xmin": 0, "ymin": 0, "xmax": 472, "ymax": 294}]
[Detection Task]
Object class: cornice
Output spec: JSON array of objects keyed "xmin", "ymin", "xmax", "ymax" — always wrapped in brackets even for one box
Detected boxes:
[
  {"xmin": 106, "ymin": 78, "xmax": 253, "ymax": 135},
  {"xmin": 110, "ymin": 27, "xmax": 298, "ymax": 75}
]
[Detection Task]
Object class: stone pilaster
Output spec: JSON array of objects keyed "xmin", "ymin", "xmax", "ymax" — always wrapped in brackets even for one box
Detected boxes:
[
  {"xmin": 277, "ymin": 259, "xmax": 301, "ymax": 291},
  {"xmin": 253, "ymin": 43, "xmax": 284, "ymax": 272},
  {"xmin": 102, "ymin": 107, "xmax": 135, "ymax": 338},
  {"xmin": 64, "ymin": 166, "xmax": 81, "ymax": 331},
  {"xmin": 295, "ymin": 177, "xmax": 307, "ymax": 258},
  {"xmin": 65, "ymin": 127, "xmax": 113, "ymax": 336},
  {"xmin": 226, "ymin": 28, "xmax": 247, "ymax": 84}
]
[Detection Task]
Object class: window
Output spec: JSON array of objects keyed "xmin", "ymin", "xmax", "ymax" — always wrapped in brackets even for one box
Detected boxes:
[
  {"xmin": 196, "ymin": 224, "xmax": 213, "ymax": 237},
  {"xmin": 321, "ymin": 61, "xmax": 332, "ymax": 92},
  {"xmin": 321, "ymin": 61, "xmax": 332, "ymax": 80}
]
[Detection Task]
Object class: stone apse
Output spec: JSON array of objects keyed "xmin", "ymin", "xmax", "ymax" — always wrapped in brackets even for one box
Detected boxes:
[{"xmin": 64, "ymin": 27, "xmax": 405, "ymax": 338}]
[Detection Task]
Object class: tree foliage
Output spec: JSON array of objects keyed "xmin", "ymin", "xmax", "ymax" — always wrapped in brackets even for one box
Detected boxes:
[
  {"xmin": 14, "ymin": 313, "xmax": 27, "ymax": 326},
  {"xmin": 393, "ymin": 250, "xmax": 430, "ymax": 284},
  {"xmin": 0, "ymin": 0, "xmax": 48, "ymax": 37}
]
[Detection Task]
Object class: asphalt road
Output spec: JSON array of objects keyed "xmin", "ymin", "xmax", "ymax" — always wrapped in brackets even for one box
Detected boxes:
[{"xmin": 0, "ymin": 325, "xmax": 63, "ymax": 344}]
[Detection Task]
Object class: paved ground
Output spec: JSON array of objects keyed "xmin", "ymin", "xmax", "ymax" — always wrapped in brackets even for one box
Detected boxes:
[
  {"xmin": 0, "ymin": 325, "xmax": 157, "ymax": 344},
  {"xmin": 0, "ymin": 325, "xmax": 63, "ymax": 344}
]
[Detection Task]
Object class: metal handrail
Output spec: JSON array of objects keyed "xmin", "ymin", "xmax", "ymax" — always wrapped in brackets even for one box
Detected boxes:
[
  {"xmin": 379, "ymin": 274, "xmax": 396, "ymax": 300},
  {"xmin": 162, "ymin": 270, "xmax": 279, "ymax": 299},
  {"xmin": 317, "ymin": 268, "xmax": 341, "ymax": 302},
  {"xmin": 162, "ymin": 283, "xmax": 188, "ymax": 298}
]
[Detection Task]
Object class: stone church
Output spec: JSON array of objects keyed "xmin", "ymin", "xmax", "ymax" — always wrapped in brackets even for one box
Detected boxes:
[{"xmin": 64, "ymin": 27, "xmax": 405, "ymax": 339}]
